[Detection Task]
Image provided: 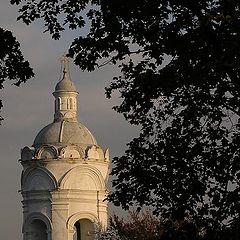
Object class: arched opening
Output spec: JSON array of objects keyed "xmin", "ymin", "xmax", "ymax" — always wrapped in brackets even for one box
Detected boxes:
[
  {"xmin": 57, "ymin": 97, "xmax": 61, "ymax": 111},
  {"xmin": 28, "ymin": 219, "xmax": 48, "ymax": 240},
  {"xmin": 73, "ymin": 219, "xmax": 95, "ymax": 240},
  {"xmin": 55, "ymin": 99, "xmax": 57, "ymax": 112},
  {"xmin": 69, "ymin": 98, "xmax": 73, "ymax": 109}
]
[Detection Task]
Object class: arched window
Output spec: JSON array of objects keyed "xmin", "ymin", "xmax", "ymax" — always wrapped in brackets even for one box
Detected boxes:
[
  {"xmin": 69, "ymin": 98, "xmax": 73, "ymax": 109},
  {"xmin": 57, "ymin": 97, "xmax": 61, "ymax": 111},
  {"xmin": 73, "ymin": 219, "xmax": 94, "ymax": 240},
  {"xmin": 55, "ymin": 99, "xmax": 58, "ymax": 111},
  {"xmin": 29, "ymin": 219, "xmax": 48, "ymax": 240}
]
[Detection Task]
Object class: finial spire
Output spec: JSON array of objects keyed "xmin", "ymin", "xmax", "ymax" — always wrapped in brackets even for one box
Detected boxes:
[{"xmin": 60, "ymin": 54, "xmax": 70, "ymax": 78}]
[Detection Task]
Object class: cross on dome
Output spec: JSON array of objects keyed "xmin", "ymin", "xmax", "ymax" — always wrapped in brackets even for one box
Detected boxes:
[
  {"xmin": 55, "ymin": 54, "xmax": 77, "ymax": 93},
  {"xmin": 60, "ymin": 54, "xmax": 71, "ymax": 77}
]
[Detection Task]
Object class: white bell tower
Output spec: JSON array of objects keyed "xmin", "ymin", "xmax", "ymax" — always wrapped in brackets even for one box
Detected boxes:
[{"xmin": 20, "ymin": 57, "xmax": 110, "ymax": 240}]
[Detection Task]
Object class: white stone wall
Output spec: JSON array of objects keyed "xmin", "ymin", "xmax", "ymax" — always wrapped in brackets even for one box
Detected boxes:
[{"xmin": 21, "ymin": 144, "xmax": 109, "ymax": 240}]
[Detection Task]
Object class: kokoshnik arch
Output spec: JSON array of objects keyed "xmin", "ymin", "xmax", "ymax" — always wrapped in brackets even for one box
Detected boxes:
[{"xmin": 19, "ymin": 57, "xmax": 110, "ymax": 240}]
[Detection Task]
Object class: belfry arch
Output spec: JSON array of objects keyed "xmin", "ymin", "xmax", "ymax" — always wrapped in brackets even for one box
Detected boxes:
[
  {"xmin": 67, "ymin": 212, "xmax": 98, "ymax": 240},
  {"xmin": 23, "ymin": 213, "xmax": 52, "ymax": 240},
  {"xmin": 73, "ymin": 219, "xmax": 95, "ymax": 240}
]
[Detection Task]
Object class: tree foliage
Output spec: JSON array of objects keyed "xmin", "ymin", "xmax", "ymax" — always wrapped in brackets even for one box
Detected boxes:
[
  {"xmin": 99, "ymin": 211, "xmax": 240, "ymax": 240},
  {"xmin": 101, "ymin": 211, "xmax": 163, "ymax": 240},
  {"xmin": 0, "ymin": 27, "xmax": 34, "ymax": 122},
  {"xmin": 11, "ymin": 0, "xmax": 240, "ymax": 235}
]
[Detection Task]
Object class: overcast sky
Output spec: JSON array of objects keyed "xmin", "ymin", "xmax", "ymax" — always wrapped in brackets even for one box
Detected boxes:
[{"xmin": 0, "ymin": 1, "xmax": 139, "ymax": 238}]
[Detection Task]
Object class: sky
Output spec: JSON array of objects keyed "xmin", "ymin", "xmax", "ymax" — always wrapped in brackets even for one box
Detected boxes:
[{"xmin": 0, "ymin": 1, "xmax": 139, "ymax": 238}]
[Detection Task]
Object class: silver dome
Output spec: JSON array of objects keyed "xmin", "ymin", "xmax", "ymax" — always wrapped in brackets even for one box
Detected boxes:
[
  {"xmin": 33, "ymin": 121, "xmax": 97, "ymax": 147},
  {"xmin": 54, "ymin": 74, "xmax": 77, "ymax": 92}
]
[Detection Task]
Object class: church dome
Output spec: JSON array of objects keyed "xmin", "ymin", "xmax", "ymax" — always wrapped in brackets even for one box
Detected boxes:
[
  {"xmin": 54, "ymin": 72, "xmax": 77, "ymax": 92},
  {"xmin": 33, "ymin": 121, "xmax": 97, "ymax": 147}
]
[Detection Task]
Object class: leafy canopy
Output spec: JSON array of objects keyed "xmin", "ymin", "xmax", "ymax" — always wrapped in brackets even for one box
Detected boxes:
[
  {"xmin": 11, "ymin": 0, "xmax": 240, "ymax": 234},
  {"xmin": 0, "ymin": 27, "xmax": 34, "ymax": 122}
]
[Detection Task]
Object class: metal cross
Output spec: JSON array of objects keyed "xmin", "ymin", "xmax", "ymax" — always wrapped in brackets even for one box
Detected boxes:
[{"xmin": 60, "ymin": 54, "xmax": 70, "ymax": 73}]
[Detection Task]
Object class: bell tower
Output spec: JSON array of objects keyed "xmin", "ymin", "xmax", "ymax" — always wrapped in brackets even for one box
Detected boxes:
[{"xmin": 20, "ymin": 57, "xmax": 110, "ymax": 240}]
